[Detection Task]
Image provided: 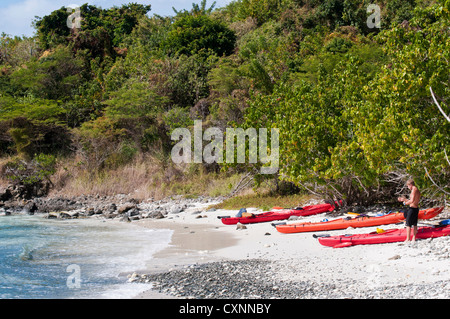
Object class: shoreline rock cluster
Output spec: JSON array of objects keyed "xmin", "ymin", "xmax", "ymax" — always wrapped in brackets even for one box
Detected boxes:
[
  {"xmin": 130, "ymin": 258, "xmax": 450, "ymax": 299},
  {"xmin": 0, "ymin": 192, "xmax": 221, "ymax": 221}
]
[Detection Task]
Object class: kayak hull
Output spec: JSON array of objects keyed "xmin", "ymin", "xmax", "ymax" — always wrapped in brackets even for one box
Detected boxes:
[
  {"xmin": 440, "ymin": 219, "xmax": 450, "ymax": 226},
  {"xmin": 221, "ymin": 203, "xmax": 335, "ymax": 225},
  {"xmin": 318, "ymin": 225, "xmax": 450, "ymax": 248},
  {"xmin": 276, "ymin": 207, "xmax": 444, "ymax": 234}
]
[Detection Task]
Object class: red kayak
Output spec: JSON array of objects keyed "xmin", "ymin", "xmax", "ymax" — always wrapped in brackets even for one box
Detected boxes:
[
  {"xmin": 318, "ymin": 225, "xmax": 450, "ymax": 248},
  {"xmin": 277, "ymin": 207, "xmax": 443, "ymax": 234},
  {"xmin": 220, "ymin": 203, "xmax": 336, "ymax": 225}
]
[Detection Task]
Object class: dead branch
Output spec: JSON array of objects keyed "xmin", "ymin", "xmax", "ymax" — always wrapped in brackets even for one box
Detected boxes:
[
  {"xmin": 445, "ymin": 149, "xmax": 450, "ymax": 167},
  {"xmin": 424, "ymin": 167, "xmax": 450, "ymax": 195},
  {"xmin": 425, "ymin": 87, "xmax": 450, "ymax": 199},
  {"xmin": 227, "ymin": 169, "xmax": 255, "ymax": 197},
  {"xmin": 430, "ymin": 86, "xmax": 450, "ymax": 122},
  {"xmin": 354, "ymin": 175, "xmax": 370, "ymax": 197}
]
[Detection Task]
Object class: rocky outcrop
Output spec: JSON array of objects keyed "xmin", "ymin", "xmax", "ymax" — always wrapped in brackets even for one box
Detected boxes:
[
  {"xmin": 0, "ymin": 193, "xmax": 220, "ymax": 222},
  {"xmin": 0, "ymin": 181, "xmax": 51, "ymax": 201}
]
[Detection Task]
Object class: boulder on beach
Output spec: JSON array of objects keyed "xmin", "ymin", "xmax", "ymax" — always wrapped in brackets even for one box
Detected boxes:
[
  {"xmin": 169, "ymin": 206, "xmax": 183, "ymax": 214},
  {"xmin": 118, "ymin": 203, "xmax": 136, "ymax": 214},
  {"xmin": 120, "ymin": 215, "xmax": 131, "ymax": 222},
  {"xmin": 47, "ymin": 212, "xmax": 60, "ymax": 219},
  {"xmin": 60, "ymin": 211, "xmax": 80, "ymax": 219},
  {"xmin": 17, "ymin": 200, "xmax": 38, "ymax": 215},
  {"xmin": 0, "ymin": 187, "xmax": 13, "ymax": 201},
  {"xmin": 0, "ymin": 210, "xmax": 11, "ymax": 216},
  {"xmin": 149, "ymin": 211, "xmax": 165, "ymax": 219},
  {"xmin": 46, "ymin": 210, "xmax": 80, "ymax": 219},
  {"xmin": 127, "ymin": 208, "xmax": 140, "ymax": 217}
]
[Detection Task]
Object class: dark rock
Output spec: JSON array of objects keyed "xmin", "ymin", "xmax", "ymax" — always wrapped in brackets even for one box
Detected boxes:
[
  {"xmin": 147, "ymin": 211, "xmax": 165, "ymax": 219},
  {"xmin": 118, "ymin": 203, "xmax": 136, "ymax": 214},
  {"xmin": 389, "ymin": 255, "xmax": 401, "ymax": 260},
  {"xmin": 34, "ymin": 197, "xmax": 81, "ymax": 213},
  {"xmin": 105, "ymin": 212, "xmax": 119, "ymax": 219},
  {"xmin": 47, "ymin": 212, "xmax": 60, "ymax": 219},
  {"xmin": 23, "ymin": 201, "xmax": 38, "ymax": 214},
  {"xmin": 354, "ymin": 206, "xmax": 364, "ymax": 214},
  {"xmin": 0, "ymin": 209, "xmax": 11, "ymax": 216},
  {"xmin": 127, "ymin": 208, "xmax": 140, "ymax": 217},
  {"xmin": 104, "ymin": 203, "xmax": 117, "ymax": 214},
  {"xmin": 153, "ymin": 212, "xmax": 165, "ymax": 219},
  {"xmin": 128, "ymin": 198, "xmax": 140, "ymax": 204},
  {"xmin": 0, "ymin": 188, "xmax": 13, "ymax": 201},
  {"xmin": 60, "ymin": 211, "xmax": 79, "ymax": 219},
  {"xmin": 120, "ymin": 215, "xmax": 131, "ymax": 222}
]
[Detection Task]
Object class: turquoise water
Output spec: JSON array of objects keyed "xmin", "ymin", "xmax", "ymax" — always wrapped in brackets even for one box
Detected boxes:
[{"xmin": 0, "ymin": 215, "xmax": 173, "ymax": 299}]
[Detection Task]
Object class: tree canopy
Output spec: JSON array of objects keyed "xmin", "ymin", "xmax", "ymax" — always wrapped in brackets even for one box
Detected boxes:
[{"xmin": 0, "ymin": 0, "xmax": 448, "ymax": 203}]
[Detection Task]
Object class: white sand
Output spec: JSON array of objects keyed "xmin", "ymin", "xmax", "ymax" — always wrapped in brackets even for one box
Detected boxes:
[{"xmin": 133, "ymin": 201, "xmax": 450, "ymax": 298}]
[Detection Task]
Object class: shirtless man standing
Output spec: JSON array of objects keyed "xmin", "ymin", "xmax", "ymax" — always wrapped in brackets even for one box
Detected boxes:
[{"xmin": 398, "ymin": 179, "xmax": 421, "ymax": 243}]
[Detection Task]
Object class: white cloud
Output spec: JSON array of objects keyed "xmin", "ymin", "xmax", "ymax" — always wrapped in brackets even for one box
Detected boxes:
[{"xmin": 0, "ymin": 0, "xmax": 234, "ymax": 37}]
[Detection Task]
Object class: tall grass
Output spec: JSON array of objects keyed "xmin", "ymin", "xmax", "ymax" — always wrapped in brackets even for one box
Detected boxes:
[
  {"xmin": 48, "ymin": 154, "xmax": 249, "ymax": 200},
  {"xmin": 0, "ymin": 156, "xmax": 12, "ymax": 189},
  {"xmin": 2, "ymin": 153, "xmax": 312, "ymax": 204}
]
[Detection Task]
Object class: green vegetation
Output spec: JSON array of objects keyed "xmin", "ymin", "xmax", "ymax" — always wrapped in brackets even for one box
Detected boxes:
[
  {"xmin": 211, "ymin": 193, "xmax": 315, "ymax": 210},
  {"xmin": 0, "ymin": 0, "xmax": 449, "ymax": 204}
]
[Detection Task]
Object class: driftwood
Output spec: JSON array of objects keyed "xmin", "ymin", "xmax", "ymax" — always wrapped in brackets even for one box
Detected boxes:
[{"xmin": 226, "ymin": 170, "xmax": 255, "ymax": 198}]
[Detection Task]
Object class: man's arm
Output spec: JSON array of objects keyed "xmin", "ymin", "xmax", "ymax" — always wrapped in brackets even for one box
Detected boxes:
[{"xmin": 404, "ymin": 188, "xmax": 418, "ymax": 206}]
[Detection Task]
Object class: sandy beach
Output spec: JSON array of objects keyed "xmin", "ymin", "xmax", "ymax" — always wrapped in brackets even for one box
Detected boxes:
[{"xmin": 131, "ymin": 199, "xmax": 450, "ymax": 299}]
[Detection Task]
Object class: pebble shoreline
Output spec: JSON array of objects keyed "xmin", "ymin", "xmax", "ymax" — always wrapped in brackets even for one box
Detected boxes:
[{"xmin": 130, "ymin": 258, "xmax": 450, "ymax": 299}]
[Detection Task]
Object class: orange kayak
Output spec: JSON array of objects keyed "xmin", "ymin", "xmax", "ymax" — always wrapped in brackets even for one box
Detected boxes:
[{"xmin": 276, "ymin": 207, "xmax": 444, "ymax": 234}]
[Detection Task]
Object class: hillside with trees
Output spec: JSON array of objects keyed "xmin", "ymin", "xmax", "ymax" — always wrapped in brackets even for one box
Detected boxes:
[{"xmin": 0, "ymin": 0, "xmax": 448, "ymax": 206}]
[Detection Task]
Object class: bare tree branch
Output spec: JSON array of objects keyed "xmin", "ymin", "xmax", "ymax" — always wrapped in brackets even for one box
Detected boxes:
[
  {"xmin": 424, "ymin": 166, "xmax": 450, "ymax": 195},
  {"xmin": 445, "ymin": 149, "xmax": 450, "ymax": 167},
  {"xmin": 354, "ymin": 175, "xmax": 370, "ymax": 197},
  {"xmin": 227, "ymin": 169, "xmax": 256, "ymax": 198},
  {"xmin": 430, "ymin": 86, "xmax": 450, "ymax": 122},
  {"xmin": 422, "ymin": 87, "xmax": 450, "ymax": 200}
]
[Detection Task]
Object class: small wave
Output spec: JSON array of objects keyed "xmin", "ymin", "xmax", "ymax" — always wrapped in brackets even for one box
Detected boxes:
[
  {"xmin": 19, "ymin": 245, "xmax": 34, "ymax": 261},
  {"xmin": 0, "ymin": 216, "xmax": 174, "ymax": 298}
]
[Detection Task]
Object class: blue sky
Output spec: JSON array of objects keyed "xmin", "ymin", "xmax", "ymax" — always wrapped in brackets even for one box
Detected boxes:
[{"xmin": 0, "ymin": 0, "xmax": 234, "ymax": 37}]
